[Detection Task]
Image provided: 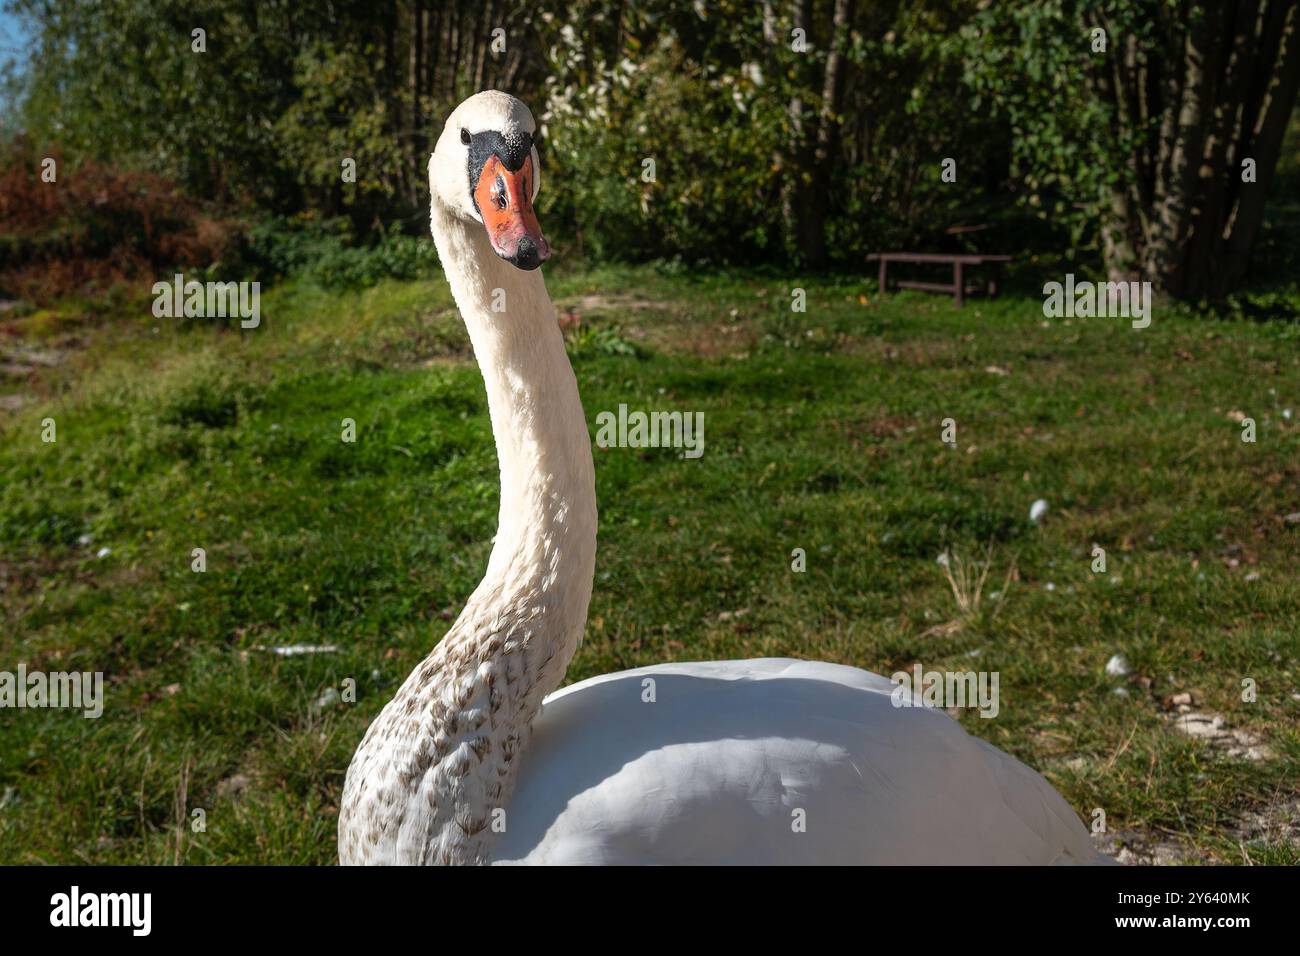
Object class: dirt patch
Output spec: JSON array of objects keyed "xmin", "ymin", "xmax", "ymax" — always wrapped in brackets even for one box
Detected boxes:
[
  {"xmin": 216, "ymin": 771, "xmax": 256, "ymax": 801},
  {"xmin": 0, "ymin": 561, "xmax": 35, "ymax": 601},
  {"xmin": 840, "ymin": 336, "xmax": 962, "ymax": 367},
  {"xmin": 0, "ymin": 343, "xmax": 71, "ymax": 414},
  {"xmin": 1095, "ymin": 795, "xmax": 1300, "ymax": 865},
  {"xmin": 646, "ymin": 320, "xmax": 759, "ymax": 358},
  {"xmin": 561, "ymin": 293, "xmax": 676, "ymax": 314},
  {"xmin": 586, "ymin": 307, "xmax": 760, "ymax": 359},
  {"xmin": 1168, "ymin": 710, "xmax": 1274, "ymax": 761},
  {"xmin": 1094, "ymin": 829, "xmax": 1215, "ymax": 865},
  {"xmin": 824, "ymin": 413, "xmax": 913, "ymax": 452},
  {"xmin": 556, "ymin": 293, "xmax": 757, "ymax": 358},
  {"xmin": 0, "ymin": 556, "xmax": 71, "ymax": 596},
  {"xmin": 2, "ymin": 345, "xmax": 65, "ymax": 368}
]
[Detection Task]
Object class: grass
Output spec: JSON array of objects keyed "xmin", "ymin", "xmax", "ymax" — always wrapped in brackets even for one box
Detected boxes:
[{"xmin": 1, "ymin": 262, "xmax": 1298, "ymax": 864}]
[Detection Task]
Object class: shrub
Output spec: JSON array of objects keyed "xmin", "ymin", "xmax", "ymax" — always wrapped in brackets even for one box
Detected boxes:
[
  {"xmin": 0, "ymin": 136, "xmax": 244, "ymax": 303},
  {"xmin": 244, "ymin": 218, "xmax": 440, "ymax": 290}
]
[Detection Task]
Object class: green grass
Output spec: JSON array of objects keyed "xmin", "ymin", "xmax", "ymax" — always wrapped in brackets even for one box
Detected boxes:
[{"xmin": 2, "ymin": 263, "xmax": 1298, "ymax": 864}]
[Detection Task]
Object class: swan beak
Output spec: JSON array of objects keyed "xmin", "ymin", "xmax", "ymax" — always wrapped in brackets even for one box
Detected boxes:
[{"xmin": 475, "ymin": 154, "xmax": 550, "ymax": 271}]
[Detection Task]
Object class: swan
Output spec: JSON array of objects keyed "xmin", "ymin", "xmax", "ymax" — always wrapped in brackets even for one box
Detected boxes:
[{"xmin": 338, "ymin": 91, "xmax": 1106, "ymax": 866}]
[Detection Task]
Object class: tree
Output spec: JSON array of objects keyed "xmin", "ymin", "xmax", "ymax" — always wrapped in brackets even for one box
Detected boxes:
[
  {"xmin": 768, "ymin": 0, "xmax": 857, "ymax": 268},
  {"xmin": 7, "ymin": 0, "xmax": 558, "ymax": 229},
  {"xmin": 966, "ymin": 0, "xmax": 1300, "ymax": 300}
]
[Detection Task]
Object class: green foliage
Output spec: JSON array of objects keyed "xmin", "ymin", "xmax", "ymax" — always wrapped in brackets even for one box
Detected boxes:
[
  {"xmin": 539, "ymin": 1, "xmax": 1015, "ymax": 265},
  {"xmin": 564, "ymin": 322, "xmax": 641, "ymax": 359},
  {"xmin": 7, "ymin": 0, "xmax": 422, "ymax": 221},
  {"xmin": 246, "ymin": 219, "xmax": 439, "ymax": 289},
  {"xmin": 832, "ymin": 1, "xmax": 1016, "ymax": 253},
  {"xmin": 6, "ymin": 0, "xmax": 1042, "ymax": 270},
  {"xmin": 542, "ymin": 32, "xmax": 786, "ymax": 264},
  {"xmin": 961, "ymin": 1, "xmax": 1167, "ymax": 260},
  {"xmin": 154, "ymin": 354, "xmax": 258, "ymax": 430},
  {"xmin": 4, "ymin": 0, "xmax": 1296, "ymax": 283},
  {"xmin": 274, "ymin": 40, "xmax": 419, "ymax": 226}
]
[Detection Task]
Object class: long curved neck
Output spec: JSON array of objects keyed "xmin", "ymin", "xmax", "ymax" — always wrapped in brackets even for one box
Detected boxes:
[
  {"xmin": 339, "ymin": 203, "xmax": 596, "ymax": 866},
  {"xmin": 432, "ymin": 203, "xmax": 597, "ymax": 605}
]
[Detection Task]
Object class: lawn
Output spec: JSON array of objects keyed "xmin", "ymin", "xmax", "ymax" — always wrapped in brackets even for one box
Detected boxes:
[{"xmin": 1, "ymin": 264, "xmax": 1298, "ymax": 864}]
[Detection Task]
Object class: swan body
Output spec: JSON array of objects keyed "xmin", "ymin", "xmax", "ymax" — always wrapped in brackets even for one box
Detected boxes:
[
  {"xmin": 496, "ymin": 659, "xmax": 1100, "ymax": 864},
  {"xmin": 338, "ymin": 91, "xmax": 1105, "ymax": 866}
]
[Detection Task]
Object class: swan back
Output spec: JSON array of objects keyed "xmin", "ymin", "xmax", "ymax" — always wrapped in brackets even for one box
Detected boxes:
[{"xmin": 491, "ymin": 659, "xmax": 1103, "ymax": 865}]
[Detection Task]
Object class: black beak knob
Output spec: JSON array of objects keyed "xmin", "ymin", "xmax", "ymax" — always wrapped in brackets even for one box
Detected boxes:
[{"xmin": 511, "ymin": 236, "xmax": 542, "ymax": 271}]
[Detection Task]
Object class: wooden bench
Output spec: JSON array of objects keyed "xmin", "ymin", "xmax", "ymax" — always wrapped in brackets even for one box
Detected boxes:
[{"xmin": 867, "ymin": 253, "xmax": 1012, "ymax": 307}]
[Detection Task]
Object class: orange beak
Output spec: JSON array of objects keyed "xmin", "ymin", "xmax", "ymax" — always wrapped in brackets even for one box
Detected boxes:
[{"xmin": 474, "ymin": 153, "xmax": 549, "ymax": 270}]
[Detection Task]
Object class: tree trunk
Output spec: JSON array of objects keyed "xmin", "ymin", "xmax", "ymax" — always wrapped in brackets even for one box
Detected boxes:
[
  {"xmin": 413, "ymin": 0, "xmax": 426, "ymax": 206},
  {"xmin": 807, "ymin": 0, "xmax": 855, "ymax": 261},
  {"xmin": 1219, "ymin": 0, "xmax": 1300, "ymax": 293},
  {"xmin": 783, "ymin": 0, "xmax": 814, "ymax": 262},
  {"xmin": 1183, "ymin": 1, "xmax": 1262, "ymax": 295},
  {"xmin": 1090, "ymin": 0, "xmax": 1300, "ymax": 300},
  {"xmin": 785, "ymin": 0, "xmax": 855, "ymax": 268},
  {"xmin": 1145, "ymin": 3, "xmax": 1221, "ymax": 294}
]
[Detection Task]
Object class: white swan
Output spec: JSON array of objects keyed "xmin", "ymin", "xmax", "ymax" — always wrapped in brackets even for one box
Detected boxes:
[{"xmin": 338, "ymin": 91, "xmax": 1106, "ymax": 866}]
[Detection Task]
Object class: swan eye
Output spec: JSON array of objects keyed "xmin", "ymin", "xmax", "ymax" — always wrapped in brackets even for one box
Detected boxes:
[{"xmin": 460, "ymin": 128, "xmax": 471, "ymax": 145}]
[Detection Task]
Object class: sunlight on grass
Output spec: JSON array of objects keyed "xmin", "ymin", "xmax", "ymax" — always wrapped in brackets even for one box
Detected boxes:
[{"xmin": 1, "ymin": 267, "xmax": 1298, "ymax": 863}]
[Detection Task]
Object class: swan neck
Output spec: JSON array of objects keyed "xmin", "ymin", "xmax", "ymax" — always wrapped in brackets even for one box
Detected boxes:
[
  {"xmin": 431, "ymin": 204, "xmax": 597, "ymax": 623},
  {"xmin": 339, "ymin": 202, "xmax": 597, "ymax": 865}
]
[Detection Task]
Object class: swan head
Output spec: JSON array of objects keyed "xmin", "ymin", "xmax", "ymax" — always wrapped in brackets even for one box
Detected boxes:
[{"xmin": 430, "ymin": 90, "xmax": 549, "ymax": 271}]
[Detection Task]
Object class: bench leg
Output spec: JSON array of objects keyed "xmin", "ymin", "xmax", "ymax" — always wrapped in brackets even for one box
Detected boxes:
[
  {"xmin": 878, "ymin": 260, "xmax": 888, "ymax": 294},
  {"xmin": 953, "ymin": 261, "xmax": 964, "ymax": 307},
  {"xmin": 987, "ymin": 264, "xmax": 1001, "ymax": 299}
]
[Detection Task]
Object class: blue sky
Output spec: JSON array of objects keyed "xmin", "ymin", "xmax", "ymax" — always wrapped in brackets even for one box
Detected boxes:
[
  {"xmin": 0, "ymin": 5, "xmax": 32, "ymax": 120},
  {"xmin": 0, "ymin": 6, "xmax": 32, "ymax": 74}
]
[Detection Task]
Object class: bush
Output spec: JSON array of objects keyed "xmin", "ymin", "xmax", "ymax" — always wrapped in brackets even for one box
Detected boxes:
[
  {"xmin": 0, "ymin": 137, "xmax": 244, "ymax": 303},
  {"xmin": 244, "ymin": 218, "xmax": 440, "ymax": 290},
  {"xmin": 153, "ymin": 354, "xmax": 260, "ymax": 431}
]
